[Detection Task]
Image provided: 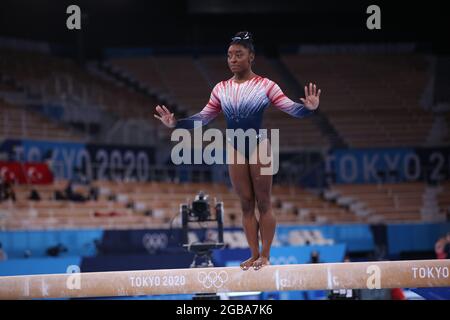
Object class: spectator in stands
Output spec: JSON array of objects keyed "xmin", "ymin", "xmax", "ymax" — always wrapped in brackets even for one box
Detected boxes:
[
  {"xmin": 46, "ymin": 243, "xmax": 68, "ymax": 257},
  {"xmin": 88, "ymin": 185, "xmax": 99, "ymax": 201},
  {"xmin": 144, "ymin": 208, "xmax": 153, "ymax": 217},
  {"xmin": 6, "ymin": 182, "xmax": 17, "ymax": 202},
  {"xmin": 64, "ymin": 181, "xmax": 86, "ymax": 202},
  {"xmin": 435, "ymin": 236, "xmax": 448, "ymax": 259},
  {"xmin": 154, "ymin": 31, "xmax": 321, "ymax": 271},
  {"xmin": 291, "ymin": 205, "xmax": 300, "ymax": 219},
  {"xmin": 229, "ymin": 213, "xmax": 237, "ymax": 227},
  {"xmin": 0, "ymin": 242, "xmax": 7, "ymax": 261},
  {"xmin": 28, "ymin": 188, "xmax": 41, "ymax": 201},
  {"xmin": 43, "ymin": 150, "xmax": 54, "ymax": 170},
  {"xmin": 54, "ymin": 189, "xmax": 66, "ymax": 200},
  {"xmin": 93, "ymin": 239, "xmax": 104, "ymax": 255},
  {"xmin": 445, "ymin": 233, "xmax": 450, "ymax": 258},
  {"xmin": 73, "ymin": 166, "xmax": 100, "ymax": 203},
  {"xmin": 64, "ymin": 181, "xmax": 75, "ymax": 199},
  {"xmin": 274, "ymin": 198, "xmax": 282, "ymax": 209},
  {"xmin": 0, "ymin": 181, "xmax": 16, "ymax": 202},
  {"xmin": 126, "ymin": 200, "xmax": 135, "ymax": 209},
  {"xmin": 73, "ymin": 167, "xmax": 89, "ymax": 185},
  {"xmin": 23, "ymin": 250, "xmax": 32, "ymax": 258},
  {"xmin": 310, "ymin": 250, "xmax": 321, "ymax": 263}
]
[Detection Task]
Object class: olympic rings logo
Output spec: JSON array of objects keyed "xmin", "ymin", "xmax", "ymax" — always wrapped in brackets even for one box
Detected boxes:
[
  {"xmin": 197, "ymin": 271, "xmax": 229, "ymax": 289},
  {"xmin": 142, "ymin": 233, "xmax": 168, "ymax": 252}
]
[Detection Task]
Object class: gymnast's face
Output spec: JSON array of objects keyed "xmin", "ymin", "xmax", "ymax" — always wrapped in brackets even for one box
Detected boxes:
[{"xmin": 227, "ymin": 44, "xmax": 254, "ymax": 74}]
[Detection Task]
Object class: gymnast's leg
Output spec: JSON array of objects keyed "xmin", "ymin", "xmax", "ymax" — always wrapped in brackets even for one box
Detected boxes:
[
  {"xmin": 227, "ymin": 143, "xmax": 260, "ymax": 270},
  {"xmin": 249, "ymin": 137, "xmax": 275, "ymax": 270}
]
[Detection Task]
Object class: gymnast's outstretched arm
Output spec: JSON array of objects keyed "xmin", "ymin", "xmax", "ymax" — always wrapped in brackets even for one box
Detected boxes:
[
  {"xmin": 154, "ymin": 84, "xmax": 222, "ymax": 129},
  {"xmin": 267, "ymin": 80, "xmax": 321, "ymax": 118}
]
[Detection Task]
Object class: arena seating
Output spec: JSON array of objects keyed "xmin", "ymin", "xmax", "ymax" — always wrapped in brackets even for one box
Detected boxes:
[
  {"xmin": 327, "ymin": 182, "xmax": 427, "ymax": 222},
  {"xmin": 281, "ymin": 53, "xmax": 433, "ymax": 148},
  {"xmin": 0, "ymin": 180, "xmax": 360, "ymax": 230},
  {"xmin": 1, "ymin": 179, "xmax": 441, "ymax": 230},
  {"xmin": 0, "ymin": 48, "xmax": 158, "ymax": 122},
  {"xmin": 0, "ymin": 98, "xmax": 83, "ymax": 141}
]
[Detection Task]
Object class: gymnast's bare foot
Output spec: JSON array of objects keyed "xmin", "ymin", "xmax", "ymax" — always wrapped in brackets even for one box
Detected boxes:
[
  {"xmin": 252, "ymin": 256, "xmax": 270, "ymax": 270},
  {"xmin": 240, "ymin": 255, "xmax": 259, "ymax": 271}
]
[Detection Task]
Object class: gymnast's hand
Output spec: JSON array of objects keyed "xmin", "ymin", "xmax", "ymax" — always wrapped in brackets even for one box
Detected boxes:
[
  {"xmin": 154, "ymin": 105, "xmax": 176, "ymax": 128},
  {"xmin": 300, "ymin": 82, "xmax": 321, "ymax": 110}
]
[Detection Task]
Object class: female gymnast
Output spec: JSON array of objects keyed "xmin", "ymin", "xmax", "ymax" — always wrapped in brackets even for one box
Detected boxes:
[{"xmin": 154, "ymin": 31, "xmax": 321, "ymax": 270}]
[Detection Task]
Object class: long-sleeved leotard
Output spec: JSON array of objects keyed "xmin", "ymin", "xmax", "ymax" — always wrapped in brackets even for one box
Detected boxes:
[{"xmin": 175, "ymin": 75, "xmax": 316, "ymax": 158}]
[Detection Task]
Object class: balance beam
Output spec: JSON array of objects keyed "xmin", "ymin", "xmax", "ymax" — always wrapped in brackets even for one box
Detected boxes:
[{"xmin": 0, "ymin": 259, "xmax": 449, "ymax": 299}]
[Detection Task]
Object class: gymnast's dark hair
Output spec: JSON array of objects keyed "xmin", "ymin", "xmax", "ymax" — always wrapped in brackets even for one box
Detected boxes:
[{"xmin": 230, "ymin": 31, "xmax": 255, "ymax": 54}]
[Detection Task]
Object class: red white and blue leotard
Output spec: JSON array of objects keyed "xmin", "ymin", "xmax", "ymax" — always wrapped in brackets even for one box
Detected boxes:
[
  {"xmin": 175, "ymin": 75, "xmax": 315, "ymax": 157},
  {"xmin": 176, "ymin": 75, "xmax": 314, "ymax": 130}
]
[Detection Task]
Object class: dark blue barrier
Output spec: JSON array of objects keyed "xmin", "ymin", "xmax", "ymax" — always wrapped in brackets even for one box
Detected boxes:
[
  {"xmin": 0, "ymin": 229, "xmax": 102, "ymax": 258},
  {"xmin": 100, "ymin": 228, "xmax": 184, "ymax": 255},
  {"xmin": 100, "ymin": 225, "xmax": 372, "ymax": 255},
  {"xmin": 80, "ymin": 253, "xmax": 195, "ymax": 272},
  {"xmin": 0, "ymin": 257, "xmax": 81, "ymax": 276},
  {"xmin": 387, "ymin": 222, "xmax": 450, "ymax": 255}
]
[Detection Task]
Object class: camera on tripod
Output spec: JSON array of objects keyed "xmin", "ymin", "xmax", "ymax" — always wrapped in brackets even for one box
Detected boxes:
[
  {"xmin": 180, "ymin": 191, "xmax": 225, "ymax": 268},
  {"xmin": 185, "ymin": 191, "xmax": 212, "ymax": 222}
]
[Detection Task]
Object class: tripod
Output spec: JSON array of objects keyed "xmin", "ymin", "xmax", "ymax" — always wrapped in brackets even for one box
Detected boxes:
[
  {"xmin": 183, "ymin": 242, "xmax": 225, "ymax": 300},
  {"xmin": 184, "ymin": 242, "xmax": 225, "ymax": 268}
]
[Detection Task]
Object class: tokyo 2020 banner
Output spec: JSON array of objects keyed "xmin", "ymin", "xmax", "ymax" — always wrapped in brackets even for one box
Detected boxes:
[{"xmin": 327, "ymin": 147, "xmax": 450, "ymax": 184}]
